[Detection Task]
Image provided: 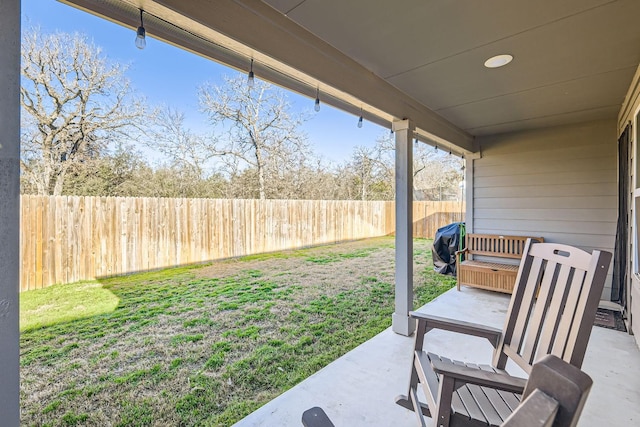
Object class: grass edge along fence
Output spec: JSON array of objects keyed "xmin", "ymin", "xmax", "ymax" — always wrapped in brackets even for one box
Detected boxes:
[{"xmin": 20, "ymin": 196, "xmax": 465, "ymax": 291}]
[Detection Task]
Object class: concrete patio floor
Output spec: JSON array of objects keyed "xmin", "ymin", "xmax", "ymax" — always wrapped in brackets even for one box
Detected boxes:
[{"xmin": 234, "ymin": 286, "xmax": 640, "ymax": 426}]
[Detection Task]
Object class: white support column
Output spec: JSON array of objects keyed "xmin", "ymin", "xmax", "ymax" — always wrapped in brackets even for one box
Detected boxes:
[
  {"xmin": 0, "ymin": 0, "xmax": 21, "ymax": 425},
  {"xmin": 462, "ymin": 151, "xmax": 480, "ymax": 233},
  {"xmin": 464, "ymin": 156, "xmax": 474, "ymax": 233},
  {"xmin": 392, "ymin": 119, "xmax": 416, "ymax": 336}
]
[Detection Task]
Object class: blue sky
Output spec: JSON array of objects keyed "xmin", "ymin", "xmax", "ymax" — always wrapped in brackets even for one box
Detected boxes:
[{"xmin": 22, "ymin": 0, "xmax": 386, "ymax": 164}]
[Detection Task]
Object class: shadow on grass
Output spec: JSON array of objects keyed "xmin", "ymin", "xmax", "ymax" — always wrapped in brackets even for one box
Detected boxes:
[{"xmin": 20, "ymin": 281, "xmax": 120, "ymax": 332}]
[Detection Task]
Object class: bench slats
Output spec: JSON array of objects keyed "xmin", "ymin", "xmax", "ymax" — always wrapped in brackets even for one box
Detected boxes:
[{"xmin": 465, "ymin": 235, "xmax": 534, "ymax": 259}]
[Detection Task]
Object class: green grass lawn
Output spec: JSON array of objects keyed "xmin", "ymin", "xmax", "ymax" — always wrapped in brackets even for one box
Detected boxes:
[{"xmin": 20, "ymin": 237, "xmax": 455, "ymax": 426}]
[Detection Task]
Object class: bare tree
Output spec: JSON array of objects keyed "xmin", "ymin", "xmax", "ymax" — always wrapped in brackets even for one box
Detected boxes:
[
  {"xmin": 149, "ymin": 107, "xmax": 218, "ymax": 180},
  {"xmin": 20, "ymin": 29, "xmax": 145, "ymax": 195},
  {"xmin": 59, "ymin": 143, "xmax": 146, "ymax": 196},
  {"xmin": 351, "ymin": 145, "xmax": 386, "ymax": 200},
  {"xmin": 413, "ymin": 142, "xmax": 464, "ymax": 201},
  {"xmin": 340, "ymin": 132, "xmax": 464, "ymax": 201},
  {"xmin": 339, "ymin": 135, "xmax": 395, "ymax": 200},
  {"xmin": 199, "ymin": 75, "xmax": 312, "ymax": 199}
]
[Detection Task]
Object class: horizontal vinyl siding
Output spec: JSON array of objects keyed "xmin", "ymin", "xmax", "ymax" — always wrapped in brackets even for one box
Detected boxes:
[
  {"xmin": 475, "ymin": 169, "xmax": 614, "ymax": 187},
  {"xmin": 474, "ymin": 196, "xmax": 617, "ymax": 210},
  {"xmin": 473, "ymin": 119, "xmax": 617, "ymax": 300},
  {"xmin": 475, "ymin": 208, "xmax": 616, "ymax": 222},
  {"xmin": 476, "ymin": 219, "xmax": 614, "ymax": 236},
  {"xmin": 475, "ymin": 183, "xmax": 616, "ymax": 198}
]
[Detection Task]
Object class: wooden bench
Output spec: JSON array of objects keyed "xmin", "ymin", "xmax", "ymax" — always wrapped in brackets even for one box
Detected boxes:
[{"xmin": 456, "ymin": 234, "xmax": 543, "ymax": 294}]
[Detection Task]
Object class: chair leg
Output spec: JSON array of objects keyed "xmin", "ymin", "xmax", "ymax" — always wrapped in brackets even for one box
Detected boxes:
[
  {"xmin": 396, "ymin": 319, "xmax": 431, "ymax": 420},
  {"xmin": 432, "ymin": 375, "xmax": 455, "ymax": 427},
  {"xmin": 409, "ymin": 387, "xmax": 428, "ymax": 427},
  {"xmin": 395, "ymin": 363, "xmax": 431, "ymax": 418},
  {"xmin": 456, "ymin": 252, "xmax": 462, "ymax": 291}
]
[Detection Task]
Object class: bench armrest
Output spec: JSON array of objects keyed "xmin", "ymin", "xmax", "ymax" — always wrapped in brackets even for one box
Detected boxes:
[
  {"xmin": 410, "ymin": 312, "xmax": 502, "ymax": 348},
  {"xmin": 430, "ymin": 357, "xmax": 526, "ymax": 394}
]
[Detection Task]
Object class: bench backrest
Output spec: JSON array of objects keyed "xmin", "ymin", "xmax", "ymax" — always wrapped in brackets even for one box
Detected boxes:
[
  {"xmin": 465, "ymin": 234, "xmax": 543, "ymax": 259},
  {"xmin": 494, "ymin": 239, "xmax": 612, "ymax": 373}
]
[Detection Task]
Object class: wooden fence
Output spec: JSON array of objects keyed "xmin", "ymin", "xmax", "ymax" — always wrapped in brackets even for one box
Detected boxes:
[{"xmin": 19, "ymin": 196, "xmax": 465, "ymax": 291}]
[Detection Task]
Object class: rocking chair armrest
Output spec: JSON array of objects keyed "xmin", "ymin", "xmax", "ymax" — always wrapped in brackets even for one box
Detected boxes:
[
  {"xmin": 409, "ymin": 312, "xmax": 503, "ymax": 348},
  {"xmin": 430, "ymin": 357, "xmax": 527, "ymax": 394}
]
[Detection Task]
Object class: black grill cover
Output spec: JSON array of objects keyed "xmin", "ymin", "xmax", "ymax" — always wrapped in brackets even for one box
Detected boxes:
[{"xmin": 432, "ymin": 222, "xmax": 464, "ymax": 276}]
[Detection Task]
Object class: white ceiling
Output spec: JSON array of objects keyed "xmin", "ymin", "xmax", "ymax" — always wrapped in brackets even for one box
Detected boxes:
[
  {"xmin": 263, "ymin": 0, "xmax": 640, "ymax": 135},
  {"xmin": 63, "ymin": 0, "xmax": 640, "ymax": 150}
]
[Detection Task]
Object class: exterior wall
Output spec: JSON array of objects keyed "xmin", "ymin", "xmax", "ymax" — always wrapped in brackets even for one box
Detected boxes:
[
  {"xmin": 473, "ymin": 119, "xmax": 617, "ymax": 300},
  {"xmin": 618, "ymin": 64, "xmax": 640, "ymax": 345}
]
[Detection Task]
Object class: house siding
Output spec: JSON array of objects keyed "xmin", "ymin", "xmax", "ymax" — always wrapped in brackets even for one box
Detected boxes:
[{"xmin": 473, "ymin": 119, "xmax": 617, "ymax": 300}]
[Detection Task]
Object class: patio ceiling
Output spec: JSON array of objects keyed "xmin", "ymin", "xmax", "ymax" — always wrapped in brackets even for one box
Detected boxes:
[
  {"xmin": 61, "ymin": 0, "xmax": 640, "ymax": 152},
  {"xmin": 263, "ymin": 0, "xmax": 640, "ymax": 136}
]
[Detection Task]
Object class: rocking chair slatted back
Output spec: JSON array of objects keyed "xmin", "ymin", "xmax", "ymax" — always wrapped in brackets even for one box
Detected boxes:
[{"xmin": 494, "ymin": 239, "xmax": 612, "ymax": 373}]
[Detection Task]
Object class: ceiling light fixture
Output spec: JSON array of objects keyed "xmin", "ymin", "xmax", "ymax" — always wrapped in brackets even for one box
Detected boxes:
[
  {"xmin": 314, "ymin": 87, "xmax": 320, "ymax": 112},
  {"xmin": 135, "ymin": 9, "xmax": 146, "ymax": 49},
  {"xmin": 357, "ymin": 109, "xmax": 363, "ymax": 128},
  {"xmin": 484, "ymin": 54, "xmax": 513, "ymax": 68}
]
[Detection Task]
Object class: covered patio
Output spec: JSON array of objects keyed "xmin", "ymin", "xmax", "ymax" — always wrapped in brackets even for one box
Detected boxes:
[
  {"xmin": 235, "ymin": 287, "xmax": 640, "ymax": 426},
  {"xmin": 2, "ymin": 0, "xmax": 640, "ymax": 425}
]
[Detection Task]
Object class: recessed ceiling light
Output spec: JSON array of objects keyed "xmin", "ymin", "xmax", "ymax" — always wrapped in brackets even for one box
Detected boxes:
[{"xmin": 484, "ymin": 54, "xmax": 513, "ymax": 68}]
